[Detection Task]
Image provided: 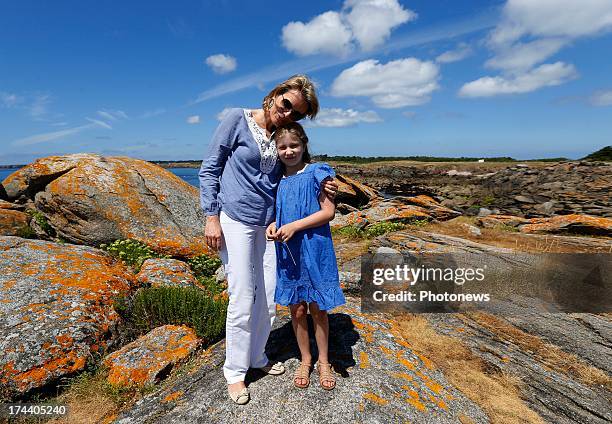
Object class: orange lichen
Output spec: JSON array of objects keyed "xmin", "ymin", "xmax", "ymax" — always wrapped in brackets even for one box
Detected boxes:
[
  {"xmin": 393, "ymin": 372, "xmax": 414, "ymax": 382},
  {"xmin": 359, "ymin": 351, "xmax": 370, "ymax": 369},
  {"xmin": 162, "ymin": 390, "xmax": 184, "ymax": 403},
  {"xmin": 363, "ymin": 392, "xmax": 389, "ymax": 406}
]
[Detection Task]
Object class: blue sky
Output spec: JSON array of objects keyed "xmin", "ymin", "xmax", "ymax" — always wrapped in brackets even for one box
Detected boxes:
[{"xmin": 1, "ymin": 0, "xmax": 611, "ymax": 165}]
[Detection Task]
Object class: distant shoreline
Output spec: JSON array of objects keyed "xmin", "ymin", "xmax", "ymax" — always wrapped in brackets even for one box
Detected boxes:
[{"xmin": 1, "ymin": 145, "xmax": 609, "ymax": 169}]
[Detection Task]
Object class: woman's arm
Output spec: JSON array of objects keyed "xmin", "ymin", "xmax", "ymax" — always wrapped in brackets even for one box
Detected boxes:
[
  {"xmin": 275, "ymin": 186, "xmax": 336, "ymax": 243},
  {"xmin": 198, "ymin": 109, "xmax": 240, "ymax": 250}
]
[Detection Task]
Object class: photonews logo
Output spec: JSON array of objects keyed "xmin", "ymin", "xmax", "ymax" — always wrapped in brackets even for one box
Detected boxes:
[{"xmin": 360, "ymin": 252, "xmax": 611, "ymax": 314}]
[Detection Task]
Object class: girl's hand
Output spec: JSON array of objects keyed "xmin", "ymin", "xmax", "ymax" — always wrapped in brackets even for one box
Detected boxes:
[
  {"xmin": 321, "ymin": 178, "xmax": 338, "ymax": 200},
  {"xmin": 266, "ymin": 222, "xmax": 277, "ymax": 240},
  {"xmin": 276, "ymin": 223, "xmax": 297, "ymax": 242},
  {"xmin": 205, "ymin": 215, "xmax": 223, "ymax": 251}
]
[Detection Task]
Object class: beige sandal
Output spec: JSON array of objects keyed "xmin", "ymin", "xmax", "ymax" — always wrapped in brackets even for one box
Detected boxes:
[
  {"xmin": 228, "ymin": 387, "xmax": 249, "ymax": 405},
  {"xmin": 317, "ymin": 362, "xmax": 336, "ymax": 390},
  {"xmin": 293, "ymin": 362, "xmax": 312, "ymax": 388},
  {"xmin": 257, "ymin": 361, "xmax": 285, "ymax": 376}
]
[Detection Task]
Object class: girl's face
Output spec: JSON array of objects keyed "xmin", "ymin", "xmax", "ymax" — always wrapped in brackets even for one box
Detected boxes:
[{"xmin": 275, "ymin": 134, "xmax": 304, "ymax": 168}]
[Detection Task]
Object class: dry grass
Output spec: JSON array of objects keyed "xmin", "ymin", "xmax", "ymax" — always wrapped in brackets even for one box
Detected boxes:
[
  {"xmin": 331, "ymin": 235, "xmax": 372, "ymax": 263},
  {"xmin": 423, "ymin": 216, "xmax": 612, "ymax": 253},
  {"xmin": 46, "ymin": 368, "xmax": 132, "ymax": 424},
  {"xmin": 396, "ymin": 314, "xmax": 545, "ymax": 424},
  {"xmin": 463, "ymin": 312, "xmax": 612, "ymax": 389}
]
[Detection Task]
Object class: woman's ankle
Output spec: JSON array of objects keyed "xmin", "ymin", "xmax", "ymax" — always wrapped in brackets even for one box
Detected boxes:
[{"xmin": 228, "ymin": 381, "xmax": 245, "ymax": 390}]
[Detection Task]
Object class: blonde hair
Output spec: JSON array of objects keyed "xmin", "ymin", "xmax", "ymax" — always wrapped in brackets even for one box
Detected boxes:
[
  {"xmin": 262, "ymin": 74, "xmax": 319, "ymax": 120},
  {"xmin": 272, "ymin": 122, "xmax": 312, "ymax": 164}
]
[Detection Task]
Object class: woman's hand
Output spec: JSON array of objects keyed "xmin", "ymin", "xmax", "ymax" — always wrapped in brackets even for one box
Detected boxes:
[
  {"xmin": 321, "ymin": 178, "xmax": 338, "ymax": 201},
  {"xmin": 266, "ymin": 222, "xmax": 277, "ymax": 241},
  {"xmin": 205, "ymin": 215, "xmax": 223, "ymax": 251},
  {"xmin": 276, "ymin": 223, "xmax": 297, "ymax": 243}
]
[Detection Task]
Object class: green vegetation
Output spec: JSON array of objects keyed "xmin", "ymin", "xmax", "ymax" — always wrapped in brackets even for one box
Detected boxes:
[
  {"xmin": 333, "ymin": 221, "xmax": 407, "ymax": 239},
  {"xmin": 481, "ymin": 195, "xmax": 496, "ymax": 206},
  {"xmin": 582, "ymin": 146, "xmax": 612, "ymax": 161},
  {"xmin": 100, "ymin": 239, "xmax": 169, "ymax": 270},
  {"xmin": 113, "ymin": 286, "xmax": 227, "ymax": 344},
  {"xmin": 187, "ymin": 254, "xmax": 222, "ymax": 280},
  {"xmin": 16, "ymin": 224, "xmax": 36, "ymax": 239},
  {"xmin": 27, "ymin": 210, "xmax": 56, "ymax": 237}
]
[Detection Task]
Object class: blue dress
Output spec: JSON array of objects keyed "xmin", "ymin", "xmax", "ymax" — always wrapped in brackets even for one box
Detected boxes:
[{"xmin": 274, "ymin": 162, "xmax": 346, "ymax": 311}]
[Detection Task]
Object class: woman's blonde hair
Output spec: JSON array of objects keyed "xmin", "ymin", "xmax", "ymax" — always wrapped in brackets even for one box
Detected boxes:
[
  {"xmin": 262, "ymin": 74, "xmax": 319, "ymax": 120},
  {"xmin": 272, "ymin": 122, "xmax": 312, "ymax": 164}
]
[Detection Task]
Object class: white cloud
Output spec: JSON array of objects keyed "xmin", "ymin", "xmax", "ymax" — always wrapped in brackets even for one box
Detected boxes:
[
  {"xmin": 308, "ymin": 108, "xmax": 382, "ymax": 127},
  {"xmin": 331, "ymin": 58, "xmax": 440, "ymax": 108},
  {"xmin": 187, "ymin": 115, "xmax": 200, "ymax": 124},
  {"xmin": 216, "ymin": 108, "xmax": 235, "ymax": 121},
  {"xmin": 485, "ymin": 38, "xmax": 566, "ymax": 72},
  {"xmin": 29, "ymin": 94, "xmax": 51, "ymax": 119},
  {"xmin": 343, "ymin": 0, "xmax": 416, "ymax": 51},
  {"xmin": 140, "ymin": 108, "xmax": 166, "ymax": 119},
  {"xmin": 436, "ymin": 42, "xmax": 473, "ymax": 63},
  {"xmin": 590, "ymin": 89, "xmax": 612, "ymax": 106},
  {"xmin": 282, "ymin": 11, "xmax": 353, "ymax": 56},
  {"xmin": 281, "ymin": 0, "xmax": 415, "ymax": 56},
  {"xmin": 97, "ymin": 109, "xmax": 129, "ymax": 121},
  {"xmin": 490, "ymin": 0, "xmax": 612, "ymax": 47},
  {"xmin": 1, "ymin": 92, "xmax": 21, "ymax": 107},
  {"xmin": 85, "ymin": 117, "xmax": 113, "ymax": 129},
  {"xmin": 460, "ymin": 0, "xmax": 612, "ymax": 98},
  {"xmin": 459, "ymin": 62, "xmax": 577, "ymax": 97},
  {"xmin": 205, "ymin": 54, "xmax": 237, "ymax": 74},
  {"xmin": 11, "ymin": 121, "xmax": 103, "ymax": 146}
]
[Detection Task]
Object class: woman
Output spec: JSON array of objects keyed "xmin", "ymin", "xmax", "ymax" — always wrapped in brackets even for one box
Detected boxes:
[{"xmin": 198, "ymin": 75, "xmax": 337, "ymax": 405}]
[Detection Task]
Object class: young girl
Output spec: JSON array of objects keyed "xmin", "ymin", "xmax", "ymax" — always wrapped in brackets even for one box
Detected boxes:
[{"xmin": 266, "ymin": 122, "xmax": 346, "ymax": 390}]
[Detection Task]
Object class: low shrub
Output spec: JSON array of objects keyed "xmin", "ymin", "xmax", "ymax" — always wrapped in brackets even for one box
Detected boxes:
[
  {"xmin": 187, "ymin": 254, "xmax": 222, "ymax": 280},
  {"xmin": 364, "ymin": 221, "xmax": 406, "ymax": 237},
  {"xmin": 100, "ymin": 239, "xmax": 169, "ymax": 270},
  {"xmin": 333, "ymin": 221, "xmax": 407, "ymax": 239},
  {"xmin": 114, "ymin": 286, "xmax": 227, "ymax": 345},
  {"xmin": 27, "ymin": 210, "xmax": 56, "ymax": 237}
]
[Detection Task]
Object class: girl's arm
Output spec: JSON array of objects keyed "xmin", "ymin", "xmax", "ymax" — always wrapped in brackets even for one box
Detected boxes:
[{"xmin": 275, "ymin": 181, "xmax": 336, "ymax": 242}]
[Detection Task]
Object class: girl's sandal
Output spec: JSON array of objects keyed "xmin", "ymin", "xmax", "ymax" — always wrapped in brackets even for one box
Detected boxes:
[
  {"xmin": 317, "ymin": 362, "xmax": 336, "ymax": 390},
  {"xmin": 293, "ymin": 362, "xmax": 312, "ymax": 388}
]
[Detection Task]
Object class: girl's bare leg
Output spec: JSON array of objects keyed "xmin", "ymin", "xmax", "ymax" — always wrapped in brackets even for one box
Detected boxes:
[
  {"xmin": 309, "ymin": 302, "xmax": 334, "ymax": 388},
  {"xmin": 290, "ymin": 302, "xmax": 311, "ymax": 386}
]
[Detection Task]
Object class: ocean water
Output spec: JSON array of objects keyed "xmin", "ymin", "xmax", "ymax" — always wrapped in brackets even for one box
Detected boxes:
[
  {"xmin": 0, "ymin": 168, "xmax": 18, "ymax": 182},
  {"xmin": 167, "ymin": 167, "xmax": 199, "ymax": 188},
  {"xmin": 0, "ymin": 167, "xmax": 200, "ymax": 188}
]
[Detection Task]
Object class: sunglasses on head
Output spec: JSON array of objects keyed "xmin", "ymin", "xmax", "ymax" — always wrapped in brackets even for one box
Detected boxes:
[{"xmin": 279, "ymin": 94, "xmax": 307, "ymax": 121}]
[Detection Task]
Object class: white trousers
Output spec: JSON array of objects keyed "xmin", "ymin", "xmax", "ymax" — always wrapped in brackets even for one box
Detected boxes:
[{"xmin": 219, "ymin": 211, "xmax": 277, "ymax": 384}]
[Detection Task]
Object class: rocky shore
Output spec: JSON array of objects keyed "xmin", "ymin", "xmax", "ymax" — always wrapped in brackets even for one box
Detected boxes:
[
  {"xmin": 0, "ymin": 154, "xmax": 610, "ymax": 423},
  {"xmin": 333, "ymin": 160, "xmax": 612, "ymax": 218}
]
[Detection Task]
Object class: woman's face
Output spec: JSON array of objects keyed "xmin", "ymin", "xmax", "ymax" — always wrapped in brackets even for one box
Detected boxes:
[{"xmin": 268, "ymin": 89, "xmax": 309, "ymax": 128}]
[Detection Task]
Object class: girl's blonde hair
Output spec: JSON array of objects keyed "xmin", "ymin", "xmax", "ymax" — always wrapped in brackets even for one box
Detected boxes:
[
  {"xmin": 272, "ymin": 122, "xmax": 312, "ymax": 164},
  {"xmin": 262, "ymin": 74, "xmax": 319, "ymax": 120}
]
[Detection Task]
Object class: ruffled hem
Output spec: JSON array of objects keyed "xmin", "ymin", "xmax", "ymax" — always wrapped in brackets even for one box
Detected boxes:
[{"xmin": 274, "ymin": 284, "xmax": 346, "ymax": 311}]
